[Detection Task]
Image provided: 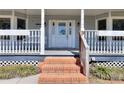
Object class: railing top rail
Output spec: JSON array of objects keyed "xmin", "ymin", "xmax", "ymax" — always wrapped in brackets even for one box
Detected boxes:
[
  {"xmin": 84, "ymin": 30, "xmax": 124, "ymax": 36},
  {"xmin": 0, "ymin": 29, "xmax": 41, "ymax": 36}
]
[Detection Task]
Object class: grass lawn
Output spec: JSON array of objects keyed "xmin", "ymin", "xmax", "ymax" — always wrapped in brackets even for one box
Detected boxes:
[
  {"xmin": 89, "ymin": 65, "xmax": 124, "ymax": 84},
  {"xmin": 0, "ymin": 65, "xmax": 40, "ymax": 79},
  {"xmin": 89, "ymin": 75, "xmax": 124, "ymax": 84}
]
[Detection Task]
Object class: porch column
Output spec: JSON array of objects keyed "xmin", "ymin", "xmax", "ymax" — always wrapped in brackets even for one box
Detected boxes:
[
  {"xmin": 11, "ymin": 9, "xmax": 15, "ymax": 29},
  {"xmin": 108, "ymin": 10, "xmax": 112, "ymax": 30},
  {"xmin": 81, "ymin": 9, "xmax": 85, "ymax": 31},
  {"xmin": 107, "ymin": 10, "xmax": 112, "ymax": 53},
  {"xmin": 40, "ymin": 9, "xmax": 45, "ymax": 54},
  {"xmin": 26, "ymin": 10, "xmax": 29, "ymax": 29}
]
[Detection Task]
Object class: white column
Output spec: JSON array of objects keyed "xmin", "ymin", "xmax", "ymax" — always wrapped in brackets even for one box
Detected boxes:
[
  {"xmin": 81, "ymin": 9, "xmax": 85, "ymax": 31},
  {"xmin": 108, "ymin": 10, "xmax": 112, "ymax": 30},
  {"xmin": 26, "ymin": 15, "xmax": 29, "ymax": 29},
  {"xmin": 11, "ymin": 9, "xmax": 15, "ymax": 29},
  {"xmin": 40, "ymin": 9, "xmax": 45, "ymax": 54},
  {"xmin": 107, "ymin": 10, "xmax": 112, "ymax": 53},
  {"xmin": 26, "ymin": 10, "xmax": 29, "ymax": 29}
]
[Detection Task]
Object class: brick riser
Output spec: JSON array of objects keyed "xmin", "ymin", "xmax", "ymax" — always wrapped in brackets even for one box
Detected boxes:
[{"xmin": 38, "ymin": 57, "xmax": 88, "ymax": 84}]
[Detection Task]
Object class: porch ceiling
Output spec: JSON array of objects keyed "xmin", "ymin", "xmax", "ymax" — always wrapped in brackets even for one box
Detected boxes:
[
  {"xmin": 45, "ymin": 9, "xmax": 81, "ymax": 16},
  {"xmin": 0, "ymin": 9, "xmax": 41, "ymax": 15},
  {"xmin": 15, "ymin": 9, "xmax": 41, "ymax": 15},
  {"xmin": 85, "ymin": 9, "xmax": 124, "ymax": 15}
]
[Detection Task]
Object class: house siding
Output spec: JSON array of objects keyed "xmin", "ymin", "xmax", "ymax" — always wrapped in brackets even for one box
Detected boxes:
[
  {"xmin": 0, "ymin": 11, "xmax": 12, "ymax": 15},
  {"xmin": 28, "ymin": 15, "xmax": 41, "ymax": 29},
  {"xmin": 84, "ymin": 16, "xmax": 95, "ymax": 30}
]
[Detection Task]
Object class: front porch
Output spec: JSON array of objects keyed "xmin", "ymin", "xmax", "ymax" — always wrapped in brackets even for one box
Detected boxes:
[
  {"xmin": 1, "ymin": 9, "xmax": 124, "ymax": 77},
  {"xmin": 1, "ymin": 9, "xmax": 124, "ymax": 55}
]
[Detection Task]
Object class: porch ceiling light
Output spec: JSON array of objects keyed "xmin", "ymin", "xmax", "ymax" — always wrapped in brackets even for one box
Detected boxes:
[
  {"xmin": 77, "ymin": 22, "xmax": 80, "ymax": 26},
  {"xmin": 69, "ymin": 22, "xmax": 72, "ymax": 26},
  {"xmin": 44, "ymin": 22, "xmax": 46, "ymax": 26},
  {"xmin": 53, "ymin": 22, "xmax": 55, "ymax": 26}
]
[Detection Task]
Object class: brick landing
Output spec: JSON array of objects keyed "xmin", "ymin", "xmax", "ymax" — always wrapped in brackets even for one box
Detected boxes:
[{"xmin": 38, "ymin": 57, "xmax": 88, "ymax": 84}]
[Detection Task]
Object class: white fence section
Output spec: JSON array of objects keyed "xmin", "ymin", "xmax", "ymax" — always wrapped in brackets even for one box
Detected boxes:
[
  {"xmin": 84, "ymin": 30, "xmax": 124, "ymax": 54},
  {"xmin": 0, "ymin": 30, "xmax": 42, "ymax": 54}
]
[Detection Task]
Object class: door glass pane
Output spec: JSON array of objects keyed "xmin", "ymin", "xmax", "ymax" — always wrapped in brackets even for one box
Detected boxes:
[
  {"xmin": 0, "ymin": 18, "xmax": 10, "ymax": 29},
  {"xmin": 58, "ymin": 22, "xmax": 66, "ymax": 35}
]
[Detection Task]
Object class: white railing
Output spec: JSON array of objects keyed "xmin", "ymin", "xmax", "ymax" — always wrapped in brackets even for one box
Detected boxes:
[
  {"xmin": 0, "ymin": 29, "xmax": 42, "ymax": 54},
  {"xmin": 84, "ymin": 30, "xmax": 124, "ymax": 54},
  {"xmin": 79, "ymin": 31, "xmax": 89, "ymax": 77}
]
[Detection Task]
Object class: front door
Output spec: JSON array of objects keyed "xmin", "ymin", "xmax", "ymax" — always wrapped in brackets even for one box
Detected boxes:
[{"xmin": 49, "ymin": 20, "xmax": 75, "ymax": 48}]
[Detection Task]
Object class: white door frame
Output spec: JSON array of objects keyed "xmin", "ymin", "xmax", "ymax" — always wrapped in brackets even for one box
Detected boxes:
[{"xmin": 48, "ymin": 20, "xmax": 75, "ymax": 48}]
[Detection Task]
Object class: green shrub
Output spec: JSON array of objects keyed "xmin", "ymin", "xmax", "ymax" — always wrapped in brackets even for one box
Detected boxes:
[
  {"xmin": 0, "ymin": 65, "xmax": 40, "ymax": 79},
  {"xmin": 90, "ymin": 66, "xmax": 124, "ymax": 81},
  {"xmin": 16, "ymin": 65, "xmax": 39, "ymax": 77}
]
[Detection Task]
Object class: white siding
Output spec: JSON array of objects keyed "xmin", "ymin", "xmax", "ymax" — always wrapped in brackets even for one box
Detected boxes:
[
  {"xmin": 28, "ymin": 15, "xmax": 41, "ymax": 29},
  {"xmin": 84, "ymin": 16, "xmax": 95, "ymax": 30}
]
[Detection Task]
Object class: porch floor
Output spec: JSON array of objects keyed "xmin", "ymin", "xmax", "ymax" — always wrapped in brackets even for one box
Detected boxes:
[
  {"xmin": 0, "ymin": 50, "xmax": 79, "ymax": 62},
  {"xmin": 44, "ymin": 50, "xmax": 79, "ymax": 57}
]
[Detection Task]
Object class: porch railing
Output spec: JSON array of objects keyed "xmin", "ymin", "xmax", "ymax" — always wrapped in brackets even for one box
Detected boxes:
[
  {"xmin": 84, "ymin": 30, "xmax": 124, "ymax": 54},
  {"xmin": 0, "ymin": 29, "xmax": 42, "ymax": 54},
  {"xmin": 79, "ymin": 31, "xmax": 89, "ymax": 77}
]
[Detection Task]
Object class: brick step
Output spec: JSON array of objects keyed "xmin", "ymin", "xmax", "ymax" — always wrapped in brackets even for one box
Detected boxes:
[
  {"xmin": 38, "ymin": 73, "xmax": 88, "ymax": 84},
  {"xmin": 43, "ymin": 57, "xmax": 80, "ymax": 64},
  {"xmin": 39, "ymin": 64, "xmax": 81, "ymax": 73}
]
